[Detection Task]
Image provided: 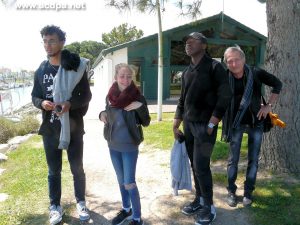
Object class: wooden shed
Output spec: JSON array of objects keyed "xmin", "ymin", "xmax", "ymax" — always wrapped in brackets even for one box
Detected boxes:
[{"xmin": 93, "ymin": 12, "xmax": 266, "ymax": 101}]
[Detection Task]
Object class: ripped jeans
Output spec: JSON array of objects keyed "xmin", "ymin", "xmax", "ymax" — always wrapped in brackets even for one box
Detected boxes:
[{"xmin": 109, "ymin": 149, "xmax": 141, "ymax": 219}]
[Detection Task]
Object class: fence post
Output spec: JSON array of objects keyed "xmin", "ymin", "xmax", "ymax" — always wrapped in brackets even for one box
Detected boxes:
[
  {"xmin": 0, "ymin": 94, "xmax": 3, "ymax": 115},
  {"xmin": 142, "ymin": 81, "xmax": 145, "ymax": 96}
]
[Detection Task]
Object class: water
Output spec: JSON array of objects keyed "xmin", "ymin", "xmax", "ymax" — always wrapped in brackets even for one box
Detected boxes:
[{"xmin": 0, "ymin": 86, "xmax": 33, "ymax": 115}]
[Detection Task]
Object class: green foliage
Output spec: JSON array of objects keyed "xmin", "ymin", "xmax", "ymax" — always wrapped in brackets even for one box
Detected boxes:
[
  {"xmin": 0, "ymin": 117, "xmax": 15, "ymax": 143},
  {"xmin": 102, "ymin": 23, "xmax": 144, "ymax": 47},
  {"xmin": 64, "ymin": 40, "xmax": 107, "ymax": 65},
  {"xmin": 0, "ymin": 135, "xmax": 73, "ymax": 225},
  {"xmin": 0, "ymin": 116, "xmax": 40, "ymax": 144},
  {"xmin": 16, "ymin": 115, "xmax": 40, "ymax": 136},
  {"xmin": 64, "ymin": 41, "xmax": 81, "ymax": 53},
  {"xmin": 106, "ymin": 0, "xmax": 203, "ymax": 19}
]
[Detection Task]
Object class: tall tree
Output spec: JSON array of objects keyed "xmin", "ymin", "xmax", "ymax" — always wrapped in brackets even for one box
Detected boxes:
[
  {"xmin": 259, "ymin": 0, "xmax": 300, "ymax": 173},
  {"xmin": 106, "ymin": 0, "xmax": 202, "ymax": 121},
  {"xmin": 102, "ymin": 23, "xmax": 144, "ymax": 47},
  {"xmin": 65, "ymin": 41, "xmax": 107, "ymax": 66}
]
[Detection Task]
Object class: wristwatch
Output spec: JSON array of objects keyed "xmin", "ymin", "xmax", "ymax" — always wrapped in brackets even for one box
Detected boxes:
[{"xmin": 208, "ymin": 122, "xmax": 215, "ymax": 129}]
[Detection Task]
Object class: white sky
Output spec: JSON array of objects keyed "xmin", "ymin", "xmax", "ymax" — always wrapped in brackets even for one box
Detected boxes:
[{"xmin": 0, "ymin": 0, "xmax": 267, "ymax": 71}]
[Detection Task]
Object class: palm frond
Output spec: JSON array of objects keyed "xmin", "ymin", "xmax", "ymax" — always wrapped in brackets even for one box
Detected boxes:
[
  {"xmin": 136, "ymin": 0, "xmax": 157, "ymax": 13},
  {"xmin": 105, "ymin": 0, "xmax": 135, "ymax": 12},
  {"xmin": 181, "ymin": 0, "xmax": 202, "ymax": 20}
]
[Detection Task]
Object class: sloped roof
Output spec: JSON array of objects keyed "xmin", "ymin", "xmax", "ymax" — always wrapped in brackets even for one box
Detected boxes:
[{"xmin": 93, "ymin": 12, "xmax": 266, "ymax": 68}]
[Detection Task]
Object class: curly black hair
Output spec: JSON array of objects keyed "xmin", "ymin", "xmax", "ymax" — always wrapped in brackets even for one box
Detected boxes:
[{"xmin": 40, "ymin": 25, "xmax": 66, "ymax": 42}]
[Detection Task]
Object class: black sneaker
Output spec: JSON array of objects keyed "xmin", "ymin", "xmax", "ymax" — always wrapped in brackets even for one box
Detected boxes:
[
  {"xmin": 128, "ymin": 219, "xmax": 144, "ymax": 225},
  {"xmin": 195, "ymin": 205, "xmax": 216, "ymax": 225},
  {"xmin": 112, "ymin": 209, "xmax": 132, "ymax": 225},
  {"xmin": 181, "ymin": 197, "xmax": 202, "ymax": 216},
  {"xmin": 227, "ymin": 192, "xmax": 237, "ymax": 207}
]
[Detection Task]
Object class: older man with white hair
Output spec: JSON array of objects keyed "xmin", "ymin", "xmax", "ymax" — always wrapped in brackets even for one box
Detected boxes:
[{"xmin": 222, "ymin": 46, "xmax": 282, "ymax": 207}]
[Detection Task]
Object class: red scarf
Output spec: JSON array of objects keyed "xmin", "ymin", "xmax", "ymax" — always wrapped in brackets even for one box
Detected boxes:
[{"xmin": 108, "ymin": 81, "xmax": 141, "ymax": 108}]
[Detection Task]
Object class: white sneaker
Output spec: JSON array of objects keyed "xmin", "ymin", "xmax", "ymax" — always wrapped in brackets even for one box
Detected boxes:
[
  {"xmin": 49, "ymin": 205, "xmax": 63, "ymax": 225},
  {"xmin": 77, "ymin": 201, "xmax": 90, "ymax": 221}
]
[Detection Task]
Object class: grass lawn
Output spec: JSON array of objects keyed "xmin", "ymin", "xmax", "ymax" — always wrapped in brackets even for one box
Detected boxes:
[
  {"xmin": 0, "ymin": 135, "xmax": 73, "ymax": 225},
  {"xmin": 249, "ymin": 178, "xmax": 300, "ymax": 225}
]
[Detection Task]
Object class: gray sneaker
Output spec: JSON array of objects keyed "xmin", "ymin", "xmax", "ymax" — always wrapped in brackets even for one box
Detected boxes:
[
  {"xmin": 227, "ymin": 192, "xmax": 237, "ymax": 207},
  {"xmin": 243, "ymin": 197, "xmax": 253, "ymax": 207},
  {"xmin": 76, "ymin": 201, "xmax": 90, "ymax": 221},
  {"xmin": 49, "ymin": 205, "xmax": 63, "ymax": 225}
]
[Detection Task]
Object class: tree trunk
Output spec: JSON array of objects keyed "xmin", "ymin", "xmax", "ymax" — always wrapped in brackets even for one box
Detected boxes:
[{"xmin": 260, "ymin": 0, "xmax": 300, "ymax": 173}]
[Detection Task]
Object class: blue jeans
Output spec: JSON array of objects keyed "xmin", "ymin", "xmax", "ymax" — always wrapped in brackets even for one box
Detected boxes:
[
  {"xmin": 227, "ymin": 123, "xmax": 263, "ymax": 197},
  {"xmin": 109, "ymin": 149, "xmax": 141, "ymax": 219},
  {"xmin": 43, "ymin": 135, "xmax": 86, "ymax": 206}
]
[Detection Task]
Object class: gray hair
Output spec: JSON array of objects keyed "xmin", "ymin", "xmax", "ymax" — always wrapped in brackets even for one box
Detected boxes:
[
  {"xmin": 223, "ymin": 46, "xmax": 246, "ymax": 63},
  {"xmin": 115, "ymin": 63, "xmax": 134, "ymax": 77}
]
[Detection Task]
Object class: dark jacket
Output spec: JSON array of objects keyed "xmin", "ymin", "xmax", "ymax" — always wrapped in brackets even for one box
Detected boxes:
[
  {"xmin": 31, "ymin": 60, "xmax": 92, "ymax": 137},
  {"xmin": 244, "ymin": 66, "xmax": 282, "ymax": 117},
  {"xmin": 101, "ymin": 95, "xmax": 151, "ymax": 146},
  {"xmin": 221, "ymin": 66, "xmax": 283, "ymax": 142},
  {"xmin": 175, "ymin": 54, "xmax": 232, "ymax": 122}
]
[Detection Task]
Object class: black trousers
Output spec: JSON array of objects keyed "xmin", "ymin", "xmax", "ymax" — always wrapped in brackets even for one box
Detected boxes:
[
  {"xmin": 43, "ymin": 135, "xmax": 86, "ymax": 206},
  {"xmin": 183, "ymin": 120, "xmax": 217, "ymax": 206}
]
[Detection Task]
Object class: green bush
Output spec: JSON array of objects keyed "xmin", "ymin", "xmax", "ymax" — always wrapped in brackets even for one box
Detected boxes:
[
  {"xmin": 16, "ymin": 115, "xmax": 40, "ymax": 136},
  {"xmin": 0, "ymin": 116, "xmax": 40, "ymax": 144},
  {"xmin": 0, "ymin": 117, "xmax": 16, "ymax": 143}
]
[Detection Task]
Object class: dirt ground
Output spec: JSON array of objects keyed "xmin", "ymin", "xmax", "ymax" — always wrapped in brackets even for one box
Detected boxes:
[{"xmin": 63, "ymin": 118, "xmax": 252, "ymax": 225}]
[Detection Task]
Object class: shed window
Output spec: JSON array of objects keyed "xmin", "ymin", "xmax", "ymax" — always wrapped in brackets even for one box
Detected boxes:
[{"xmin": 170, "ymin": 41, "xmax": 190, "ymax": 65}]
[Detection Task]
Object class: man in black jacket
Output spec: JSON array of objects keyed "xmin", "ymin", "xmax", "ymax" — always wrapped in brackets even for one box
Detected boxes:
[
  {"xmin": 173, "ymin": 32, "xmax": 232, "ymax": 225},
  {"xmin": 222, "ymin": 46, "xmax": 282, "ymax": 207},
  {"xmin": 31, "ymin": 25, "xmax": 91, "ymax": 225}
]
